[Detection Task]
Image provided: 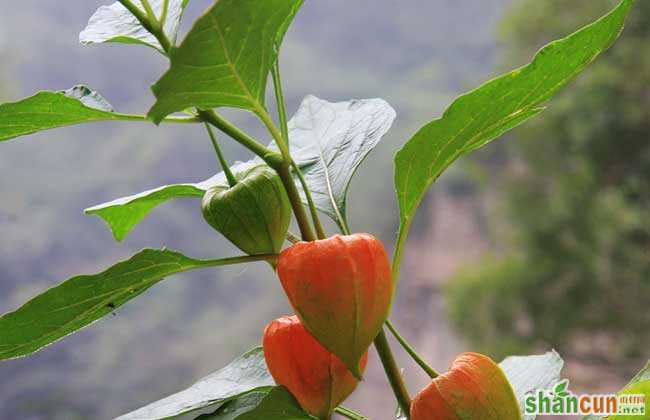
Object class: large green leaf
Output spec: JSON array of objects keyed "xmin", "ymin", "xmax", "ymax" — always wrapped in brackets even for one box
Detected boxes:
[
  {"xmin": 195, "ymin": 387, "xmax": 312, "ymax": 420},
  {"xmin": 0, "ymin": 85, "xmax": 133, "ymax": 142},
  {"xmin": 0, "ymin": 249, "xmax": 268, "ymax": 361},
  {"xmin": 392, "ymin": 0, "xmax": 635, "ymax": 275},
  {"xmin": 85, "ymin": 162, "xmax": 259, "ymax": 241},
  {"xmin": 585, "ymin": 360, "xmax": 649, "ymax": 420},
  {"xmin": 116, "ymin": 347, "xmax": 276, "ymax": 420},
  {"xmin": 80, "ymin": 0, "xmax": 191, "ymax": 52},
  {"xmin": 500, "ymin": 351, "xmax": 564, "ymax": 420},
  {"xmin": 278, "ymin": 95, "xmax": 396, "ymax": 228},
  {"xmin": 148, "ymin": 0, "xmax": 304, "ymax": 123}
]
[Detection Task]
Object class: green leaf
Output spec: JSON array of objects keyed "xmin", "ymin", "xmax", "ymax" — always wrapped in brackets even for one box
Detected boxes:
[
  {"xmin": 584, "ymin": 360, "xmax": 649, "ymax": 420},
  {"xmin": 278, "ymin": 96, "xmax": 396, "ymax": 228},
  {"xmin": 148, "ymin": 0, "xmax": 304, "ymax": 123},
  {"xmin": 392, "ymin": 0, "xmax": 635, "ymax": 276},
  {"xmin": 500, "ymin": 350, "xmax": 564, "ymax": 420},
  {"xmin": 195, "ymin": 387, "xmax": 312, "ymax": 420},
  {"xmin": 116, "ymin": 347, "xmax": 276, "ymax": 420},
  {"xmin": 85, "ymin": 162, "xmax": 259, "ymax": 241},
  {"xmin": 80, "ymin": 0, "xmax": 191, "ymax": 52},
  {"xmin": 0, "ymin": 85, "xmax": 130, "ymax": 142},
  {"xmin": 0, "ymin": 249, "xmax": 267, "ymax": 361}
]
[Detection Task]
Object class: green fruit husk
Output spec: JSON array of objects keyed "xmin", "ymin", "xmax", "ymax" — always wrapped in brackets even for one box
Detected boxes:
[{"xmin": 201, "ymin": 165, "xmax": 291, "ymax": 255}]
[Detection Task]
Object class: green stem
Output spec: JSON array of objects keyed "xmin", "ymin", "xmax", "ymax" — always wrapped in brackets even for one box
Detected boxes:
[
  {"xmin": 338, "ymin": 214, "xmax": 352, "ymax": 236},
  {"xmin": 139, "ymin": 0, "xmax": 158, "ymax": 24},
  {"xmin": 278, "ymin": 162, "xmax": 316, "ymax": 241},
  {"xmin": 293, "ymin": 161, "xmax": 327, "ymax": 239},
  {"xmin": 386, "ymin": 320, "xmax": 439, "ymax": 379},
  {"xmin": 257, "ymin": 108, "xmax": 289, "ymax": 159},
  {"xmin": 205, "ymin": 124, "xmax": 237, "ymax": 188},
  {"xmin": 271, "ymin": 60, "xmax": 291, "ymax": 150},
  {"xmin": 199, "ymin": 110, "xmax": 272, "ymax": 160},
  {"xmin": 201, "ymin": 253, "xmax": 278, "ymax": 268},
  {"xmin": 374, "ymin": 329, "xmax": 412, "ymax": 418},
  {"xmin": 160, "ymin": 0, "xmax": 170, "ymax": 27},
  {"xmin": 114, "ymin": 113, "xmax": 199, "ymax": 124},
  {"xmin": 334, "ymin": 406, "xmax": 367, "ymax": 420},
  {"xmin": 391, "ymin": 223, "xmax": 410, "ymax": 285},
  {"xmin": 271, "ymin": 60, "xmax": 326, "ymax": 239},
  {"xmin": 118, "ymin": 0, "xmax": 172, "ymax": 53}
]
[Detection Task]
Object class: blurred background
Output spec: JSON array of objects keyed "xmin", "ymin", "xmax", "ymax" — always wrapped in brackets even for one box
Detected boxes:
[{"xmin": 0, "ymin": 0, "xmax": 647, "ymax": 419}]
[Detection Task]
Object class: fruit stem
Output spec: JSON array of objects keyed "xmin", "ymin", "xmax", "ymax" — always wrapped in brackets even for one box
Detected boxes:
[
  {"xmin": 205, "ymin": 123, "xmax": 237, "ymax": 188},
  {"xmin": 374, "ymin": 329, "xmax": 412, "ymax": 418},
  {"xmin": 386, "ymin": 319, "xmax": 439, "ymax": 379}
]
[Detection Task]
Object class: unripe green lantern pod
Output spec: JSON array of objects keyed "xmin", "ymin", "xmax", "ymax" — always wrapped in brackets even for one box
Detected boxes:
[{"xmin": 201, "ymin": 165, "xmax": 291, "ymax": 255}]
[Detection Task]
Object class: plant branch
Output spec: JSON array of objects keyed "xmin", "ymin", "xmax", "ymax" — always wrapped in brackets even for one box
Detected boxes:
[
  {"xmin": 257, "ymin": 108, "xmax": 289, "ymax": 158},
  {"xmin": 205, "ymin": 123, "xmax": 237, "ymax": 188},
  {"xmin": 386, "ymin": 319, "xmax": 439, "ymax": 379},
  {"xmin": 199, "ymin": 110, "xmax": 272, "ymax": 161},
  {"xmin": 334, "ymin": 406, "xmax": 368, "ymax": 420},
  {"xmin": 271, "ymin": 60, "xmax": 326, "ymax": 239},
  {"xmin": 277, "ymin": 162, "xmax": 316, "ymax": 241},
  {"xmin": 118, "ymin": 0, "xmax": 172, "ymax": 53},
  {"xmin": 374, "ymin": 329, "xmax": 411, "ymax": 418}
]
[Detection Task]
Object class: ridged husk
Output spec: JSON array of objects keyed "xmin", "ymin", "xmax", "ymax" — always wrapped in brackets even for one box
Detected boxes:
[{"xmin": 201, "ymin": 165, "xmax": 291, "ymax": 255}]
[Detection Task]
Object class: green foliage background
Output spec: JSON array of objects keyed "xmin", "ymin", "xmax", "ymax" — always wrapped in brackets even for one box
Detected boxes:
[{"xmin": 447, "ymin": 0, "xmax": 650, "ymax": 363}]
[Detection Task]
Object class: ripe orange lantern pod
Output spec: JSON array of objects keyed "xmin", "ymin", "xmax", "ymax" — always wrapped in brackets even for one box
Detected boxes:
[
  {"xmin": 411, "ymin": 352, "xmax": 522, "ymax": 420},
  {"xmin": 263, "ymin": 315, "xmax": 368, "ymax": 420},
  {"xmin": 276, "ymin": 233, "xmax": 394, "ymax": 378}
]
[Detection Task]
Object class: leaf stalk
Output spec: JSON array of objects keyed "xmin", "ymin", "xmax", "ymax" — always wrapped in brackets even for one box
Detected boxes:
[{"xmin": 386, "ymin": 319, "xmax": 439, "ymax": 379}]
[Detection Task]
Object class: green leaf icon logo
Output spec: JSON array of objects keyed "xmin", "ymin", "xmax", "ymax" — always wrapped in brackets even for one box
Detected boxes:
[{"xmin": 553, "ymin": 379, "xmax": 570, "ymax": 397}]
